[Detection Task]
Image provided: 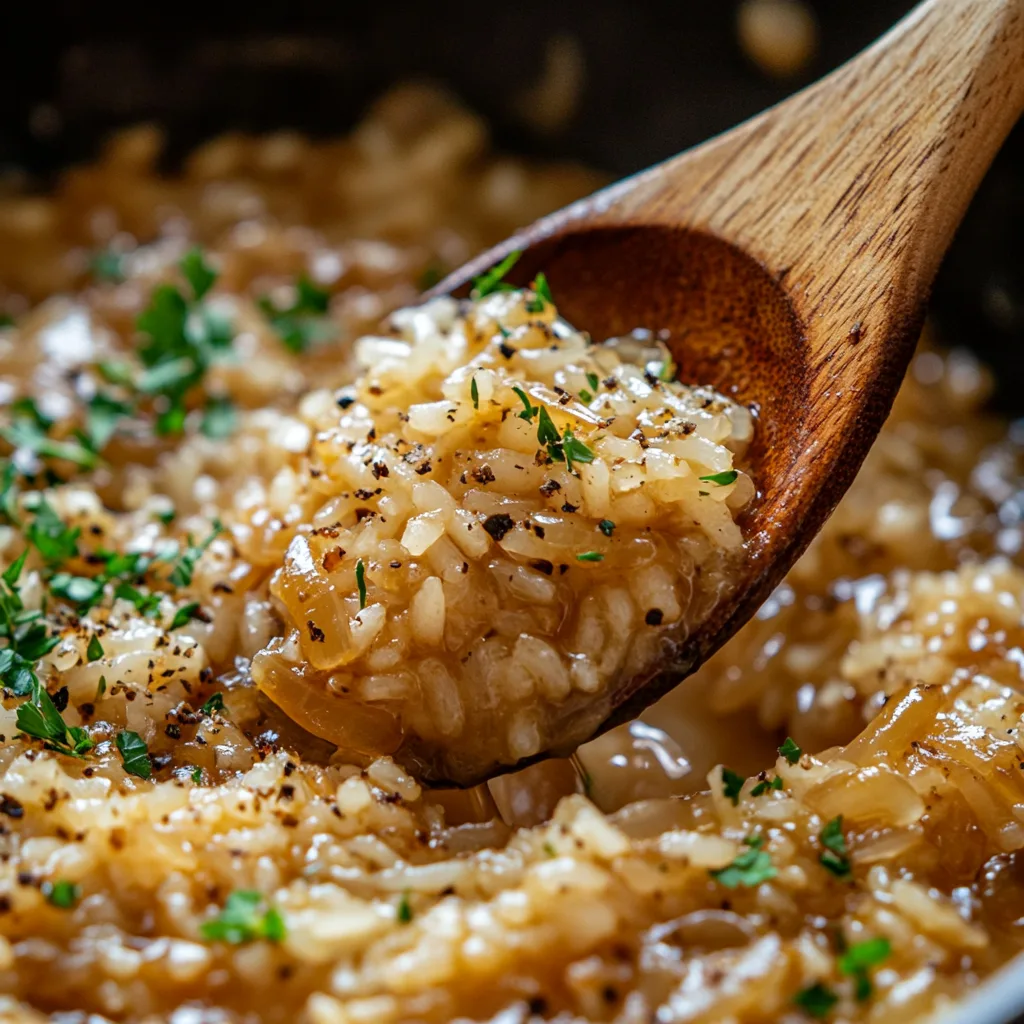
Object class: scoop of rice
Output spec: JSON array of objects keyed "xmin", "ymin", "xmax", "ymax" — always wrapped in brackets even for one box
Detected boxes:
[{"xmin": 253, "ymin": 287, "xmax": 754, "ymax": 780}]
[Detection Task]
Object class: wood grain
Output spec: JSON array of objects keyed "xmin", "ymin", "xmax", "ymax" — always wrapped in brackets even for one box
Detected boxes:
[{"xmin": 427, "ymin": 0, "xmax": 1024, "ymax": 783}]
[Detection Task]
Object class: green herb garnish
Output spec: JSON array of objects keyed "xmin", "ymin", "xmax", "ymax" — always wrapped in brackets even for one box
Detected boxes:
[
  {"xmin": 191, "ymin": 765, "xmax": 203, "ymax": 784},
  {"xmin": 470, "ymin": 251, "xmax": 521, "ymax": 298},
  {"xmin": 793, "ymin": 982, "xmax": 838, "ymax": 1018},
  {"xmin": 779, "ymin": 736, "xmax": 802, "ymax": 764},
  {"xmin": 180, "ymin": 247, "xmax": 218, "ymax": 301},
  {"xmin": 819, "ymin": 815, "xmax": 851, "ymax": 878},
  {"xmin": 579, "ymin": 389, "xmax": 593, "ymax": 403},
  {"xmin": 200, "ymin": 692, "xmax": 225, "ymax": 716},
  {"xmin": 470, "ymin": 377, "xmax": 479, "ymax": 410},
  {"xmin": 709, "ymin": 835, "xmax": 777, "ymax": 889},
  {"xmin": 396, "ymin": 891, "xmax": 413, "ymax": 924},
  {"xmin": 751, "ymin": 774, "xmax": 783, "ymax": 796},
  {"xmin": 355, "ymin": 558, "xmax": 367, "ymax": 610},
  {"xmin": 86, "ymin": 635, "xmax": 104, "ymax": 662},
  {"xmin": 838, "ymin": 937, "xmax": 891, "ymax": 1002},
  {"xmin": 512, "ymin": 386, "xmax": 537, "ymax": 421},
  {"xmin": 168, "ymin": 520, "xmax": 222, "ymax": 588},
  {"xmin": 85, "ymin": 393, "xmax": 133, "ymax": 452},
  {"xmin": 258, "ymin": 274, "xmax": 332, "ymax": 355},
  {"xmin": 16, "ymin": 678, "xmax": 93, "ymax": 758},
  {"xmin": 43, "ymin": 879, "xmax": 81, "ymax": 909},
  {"xmin": 90, "ymin": 249, "xmax": 126, "ymax": 284},
  {"xmin": 170, "ymin": 601, "xmax": 201, "ymax": 630},
  {"xmin": 699, "ymin": 470, "xmax": 739, "ymax": 487},
  {"xmin": 525, "ymin": 272, "xmax": 553, "ymax": 313},
  {"xmin": 115, "ymin": 730, "xmax": 152, "ymax": 779},
  {"xmin": 721, "ymin": 767, "xmax": 745, "ymax": 805},
  {"xmin": 200, "ymin": 890, "xmax": 286, "ymax": 945},
  {"xmin": 200, "ymin": 396, "xmax": 237, "ymax": 439},
  {"xmin": 598, "ymin": 519, "xmax": 615, "ymax": 537},
  {"xmin": 114, "ymin": 582, "xmax": 161, "ymax": 617},
  {"xmin": 1, "ymin": 408, "xmax": 97, "ymax": 471},
  {"xmin": 576, "ymin": 551, "xmax": 604, "ymax": 562}
]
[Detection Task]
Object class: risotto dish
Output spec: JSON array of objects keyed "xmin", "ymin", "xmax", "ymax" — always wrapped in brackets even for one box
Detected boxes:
[{"xmin": 2, "ymin": 85, "xmax": 1024, "ymax": 1024}]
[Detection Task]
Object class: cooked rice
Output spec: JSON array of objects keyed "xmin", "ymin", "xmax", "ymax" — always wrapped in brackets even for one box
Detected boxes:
[
  {"xmin": 254, "ymin": 288, "xmax": 753, "ymax": 780},
  {"xmin": 0, "ymin": 84, "xmax": 1023, "ymax": 1024}
]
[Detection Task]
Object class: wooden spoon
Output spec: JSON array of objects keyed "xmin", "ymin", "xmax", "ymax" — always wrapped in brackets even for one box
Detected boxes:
[{"xmin": 424, "ymin": 0, "xmax": 1024, "ymax": 785}]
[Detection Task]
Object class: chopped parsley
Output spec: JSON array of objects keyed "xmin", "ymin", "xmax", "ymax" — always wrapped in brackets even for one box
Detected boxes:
[
  {"xmin": 86, "ymin": 635, "xmax": 104, "ymax": 662},
  {"xmin": 90, "ymin": 248, "xmax": 126, "ymax": 284},
  {"xmin": 25, "ymin": 498, "xmax": 80, "ymax": 568},
  {"xmin": 525, "ymin": 272, "xmax": 553, "ymax": 313},
  {"xmin": 793, "ymin": 982, "xmax": 838, "ymax": 1019},
  {"xmin": 576, "ymin": 551, "xmax": 604, "ymax": 562},
  {"xmin": 598, "ymin": 519, "xmax": 615, "ymax": 537},
  {"xmin": 200, "ymin": 692, "xmax": 225, "ymax": 716},
  {"xmin": 579, "ymin": 389, "xmax": 593, "ymax": 403},
  {"xmin": 657, "ymin": 358, "xmax": 676, "ymax": 382},
  {"xmin": 1, "ymin": 404, "xmax": 98, "ymax": 472},
  {"xmin": 200, "ymin": 890, "xmax": 286, "ymax": 945},
  {"xmin": 750, "ymin": 774, "xmax": 783, "ymax": 796},
  {"xmin": 170, "ymin": 601, "xmax": 201, "ymax": 630},
  {"xmin": 200, "ymin": 396, "xmax": 237, "ymax": 439},
  {"xmin": 537, "ymin": 406, "xmax": 560, "ymax": 447},
  {"xmin": 699, "ymin": 470, "xmax": 739, "ymax": 487},
  {"xmin": 49, "ymin": 574, "xmax": 104, "ymax": 609},
  {"xmin": 561, "ymin": 428, "xmax": 595, "ymax": 473},
  {"xmin": 709, "ymin": 835, "xmax": 777, "ymax": 889},
  {"xmin": 258, "ymin": 274, "xmax": 332, "ymax": 354},
  {"xmin": 191, "ymin": 765, "xmax": 203, "ymax": 784},
  {"xmin": 43, "ymin": 879, "xmax": 81, "ymax": 909},
  {"xmin": 114, "ymin": 582, "xmax": 161, "ymax": 617},
  {"xmin": 115, "ymin": 730, "xmax": 152, "ymax": 779},
  {"xmin": 839, "ymin": 937, "xmax": 891, "ymax": 1001},
  {"xmin": 470, "ymin": 377, "xmax": 479, "ymax": 410},
  {"xmin": 819, "ymin": 815, "xmax": 851, "ymax": 878},
  {"xmin": 721, "ymin": 767, "xmax": 745, "ymax": 805},
  {"xmin": 512, "ymin": 386, "xmax": 537, "ymax": 421},
  {"xmin": 586, "ymin": 372, "xmax": 600, "ymax": 393},
  {"xmin": 779, "ymin": 736, "xmax": 802, "ymax": 764},
  {"xmin": 355, "ymin": 558, "xmax": 367, "ymax": 610},
  {"xmin": 1, "ymin": 551, "xmax": 59, "ymax": 696},
  {"xmin": 85, "ymin": 393, "xmax": 133, "ymax": 451},
  {"xmin": 396, "ymin": 891, "xmax": 414, "ymax": 923},
  {"xmin": 470, "ymin": 250, "xmax": 521, "ymax": 298},
  {"xmin": 168, "ymin": 520, "xmax": 222, "ymax": 588},
  {"xmin": 16, "ymin": 678, "xmax": 93, "ymax": 758},
  {"xmin": 134, "ymin": 249, "xmax": 234, "ymax": 437}
]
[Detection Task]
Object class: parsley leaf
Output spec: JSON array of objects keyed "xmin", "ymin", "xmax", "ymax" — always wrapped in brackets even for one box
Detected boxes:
[
  {"xmin": 751, "ymin": 775, "xmax": 783, "ymax": 796},
  {"xmin": 200, "ymin": 692, "xmax": 225, "ymax": 715},
  {"xmin": 779, "ymin": 736, "xmax": 802, "ymax": 764},
  {"xmin": 721, "ymin": 767, "xmax": 745, "ymax": 805},
  {"xmin": 699, "ymin": 470, "xmax": 739, "ymax": 487},
  {"xmin": 258, "ymin": 275, "xmax": 332, "ymax": 354},
  {"xmin": 470, "ymin": 251, "xmax": 521, "ymax": 298},
  {"xmin": 2, "ymin": 413, "xmax": 98, "ymax": 471},
  {"xmin": 167, "ymin": 520, "xmax": 222, "ymax": 588},
  {"xmin": 180, "ymin": 247, "xmax": 218, "ymax": 302},
  {"xmin": 114, "ymin": 582, "xmax": 161, "ymax": 617},
  {"xmin": 512, "ymin": 386, "xmax": 537, "ymax": 421},
  {"xmin": 838, "ymin": 937, "xmax": 891, "ymax": 1002},
  {"xmin": 356, "ymin": 558, "xmax": 367, "ymax": 610},
  {"xmin": 709, "ymin": 835, "xmax": 777, "ymax": 889},
  {"xmin": 819, "ymin": 815, "xmax": 851, "ymax": 877},
  {"xmin": 598, "ymin": 519, "xmax": 615, "ymax": 537},
  {"xmin": 86, "ymin": 393, "xmax": 134, "ymax": 452},
  {"xmin": 537, "ymin": 406, "xmax": 560, "ymax": 447},
  {"xmin": 43, "ymin": 879, "xmax": 81, "ymax": 908},
  {"xmin": 49, "ymin": 574, "xmax": 105, "ymax": 608},
  {"xmin": 0, "ymin": 462, "xmax": 20, "ymax": 523},
  {"xmin": 25, "ymin": 498, "xmax": 80, "ymax": 567},
  {"xmin": 561, "ymin": 427, "xmax": 595, "ymax": 473},
  {"xmin": 200, "ymin": 396, "xmax": 237, "ymax": 439},
  {"xmin": 576, "ymin": 551, "xmax": 604, "ymax": 562},
  {"xmin": 170, "ymin": 601, "xmax": 201, "ymax": 630},
  {"xmin": 201, "ymin": 890, "xmax": 286, "ymax": 944},
  {"xmin": 115, "ymin": 730, "xmax": 152, "ymax": 779},
  {"xmin": 470, "ymin": 377, "xmax": 479, "ymax": 410},
  {"xmin": 396, "ymin": 891, "xmax": 413, "ymax": 923},
  {"xmin": 90, "ymin": 249, "xmax": 126, "ymax": 284},
  {"xmin": 86, "ymin": 635, "xmax": 104, "ymax": 662},
  {"xmin": 793, "ymin": 982, "xmax": 838, "ymax": 1018},
  {"xmin": 16, "ymin": 678, "xmax": 93, "ymax": 757}
]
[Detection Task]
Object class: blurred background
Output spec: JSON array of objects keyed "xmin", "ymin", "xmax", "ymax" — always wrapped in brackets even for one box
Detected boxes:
[{"xmin": 0, "ymin": 0, "xmax": 1021, "ymax": 403}]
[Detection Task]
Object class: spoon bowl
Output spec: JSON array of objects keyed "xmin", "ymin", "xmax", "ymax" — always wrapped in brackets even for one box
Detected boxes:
[{"xmin": 421, "ymin": 0, "xmax": 1024, "ymax": 781}]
